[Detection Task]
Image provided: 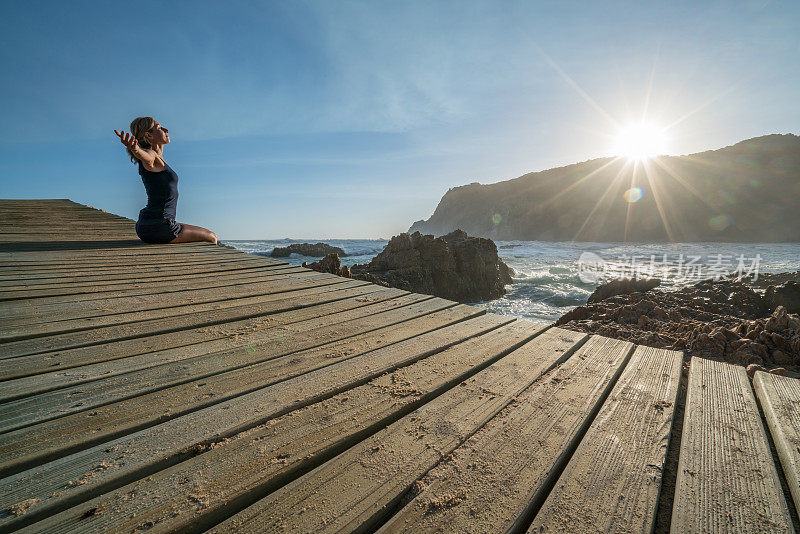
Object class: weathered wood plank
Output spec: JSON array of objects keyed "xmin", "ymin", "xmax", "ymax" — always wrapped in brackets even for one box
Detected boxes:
[
  {"xmin": 0, "ymin": 313, "xmax": 509, "ymax": 514},
  {"xmin": 671, "ymin": 358, "xmax": 794, "ymax": 532},
  {"xmin": 0, "ymin": 297, "xmax": 458, "ymax": 433},
  {"xmin": 0, "ymin": 280, "xmax": 370, "ymax": 359},
  {"xmin": 0, "ymin": 265, "xmax": 305, "ymax": 325},
  {"xmin": 0, "ymin": 253, "xmax": 279, "ymax": 274},
  {"xmin": 0, "ymin": 247, "xmax": 253, "ymax": 266},
  {"xmin": 0, "ymin": 267, "xmax": 308, "ymax": 324},
  {"xmin": 0, "ymin": 288, "xmax": 410, "ymax": 396},
  {"xmin": 0, "ymin": 305, "xmax": 491, "ymax": 476},
  {"xmin": 753, "ymin": 371, "xmax": 800, "ymax": 515},
  {"xmin": 0, "ymin": 262, "xmax": 311, "ymax": 302},
  {"xmin": 378, "ymin": 336, "xmax": 635, "ymax": 533},
  {"xmin": 0, "ymin": 258, "xmax": 278, "ymax": 287},
  {"xmin": 0, "ymin": 277, "xmax": 364, "ymax": 351},
  {"xmin": 203, "ymin": 328, "xmax": 588, "ymax": 533},
  {"xmin": 0, "ymin": 245, "xmax": 240, "ymax": 263},
  {"xmin": 0, "ymin": 256, "xmax": 271, "ymax": 283},
  {"xmin": 527, "ymin": 345, "xmax": 683, "ymax": 533},
  {"xmin": 2, "ymin": 321, "xmax": 548, "ymax": 532},
  {"xmin": 0, "ymin": 265, "xmax": 300, "ymax": 311}
]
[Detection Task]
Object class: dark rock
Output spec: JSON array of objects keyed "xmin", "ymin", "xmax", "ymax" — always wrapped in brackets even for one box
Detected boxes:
[
  {"xmin": 765, "ymin": 282, "xmax": 800, "ymax": 314},
  {"xmin": 555, "ymin": 277, "xmax": 800, "ymax": 372},
  {"xmin": 746, "ymin": 363, "xmax": 767, "ymax": 377},
  {"xmin": 587, "ymin": 277, "xmax": 660, "ymax": 304},
  {"xmin": 773, "ymin": 350, "xmax": 792, "ymax": 365},
  {"xmin": 349, "ymin": 230, "xmax": 513, "ymax": 302},
  {"xmin": 302, "ymin": 253, "xmax": 347, "ymax": 276},
  {"xmin": 271, "ymin": 243, "xmax": 346, "ymax": 258}
]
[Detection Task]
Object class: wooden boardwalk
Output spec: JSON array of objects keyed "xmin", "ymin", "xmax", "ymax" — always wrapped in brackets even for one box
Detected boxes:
[{"xmin": 0, "ymin": 199, "xmax": 797, "ymax": 533}]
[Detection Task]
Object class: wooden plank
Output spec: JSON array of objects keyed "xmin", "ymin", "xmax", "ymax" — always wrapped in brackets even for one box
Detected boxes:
[
  {"xmin": 0, "ymin": 255, "xmax": 272, "ymax": 274},
  {"xmin": 378, "ymin": 336, "xmax": 635, "ymax": 533},
  {"xmin": 0, "ymin": 313, "xmax": 507, "ymax": 503},
  {"xmin": 0, "ymin": 267, "xmax": 302, "ymax": 302},
  {"xmin": 0, "ymin": 272, "xmax": 355, "ymax": 343},
  {"xmin": 0, "ymin": 265, "xmax": 302, "ymax": 323},
  {"xmin": 0, "ymin": 267, "xmax": 297, "ymax": 297},
  {"xmin": 0, "ymin": 280, "xmax": 370, "ymax": 359},
  {"xmin": 0, "ymin": 305, "xmax": 490, "ymax": 476},
  {"xmin": 0, "ymin": 288, "xmax": 410, "ymax": 396},
  {"xmin": 0, "ymin": 256, "xmax": 271, "ymax": 282},
  {"xmin": 0, "ymin": 259, "xmax": 277, "ymax": 287},
  {"xmin": 526, "ymin": 345, "xmax": 683, "ymax": 533},
  {"xmin": 0, "ymin": 265, "xmax": 300, "ymax": 311},
  {"xmin": 0, "ymin": 297, "xmax": 458, "ymax": 433},
  {"xmin": 753, "ymin": 371, "xmax": 800, "ymax": 515},
  {"xmin": 0, "ymin": 245, "xmax": 242, "ymax": 263},
  {"xmin": 0, "ymin": 273, "xmax": 352, "ymax": 343},
  {"xmin": 8, "ymin": 321, "xmax": 549, "ymax": 532},
  {"xmin": 202, "ymin": 328, "xmax": 587, "ymax": 533},
  {"xmin": 0, "ymin": 262, "xmax": 306, "ymax": 301},
  {"xmin": 671, "ymin": 358, "xmax": 794, "ymax": 532},
  {"xmin": 0, "ymin": 253, "xmax": 277, "ymax": 273},
  {"xmin": 0, "ymin": 265, "xmax": 299, "ymax": 314},
  {"xmin": 0, "ymin": 265, "xmax": 305, "ymax": 324},
  {"xmin": 0, "ymin": 247, "xmax": 255, "ymax": 266}
]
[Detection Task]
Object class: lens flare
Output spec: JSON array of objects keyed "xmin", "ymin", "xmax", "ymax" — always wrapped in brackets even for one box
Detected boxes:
[
  {"xmin": 623, "ymin": 187, "xmax": 644, "ymax": 203},
  {"xmin": 709, "ymin": 214, "xmax": 732, "ymax": 231},
  {"xmin": 492, "ymin": 213, "xmax": 502, "ymax": 226}
]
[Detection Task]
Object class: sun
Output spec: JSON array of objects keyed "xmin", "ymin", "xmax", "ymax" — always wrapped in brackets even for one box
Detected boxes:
[{"xmin": 612, "ymin": 121, "xmax": 668, "ymax": 161}]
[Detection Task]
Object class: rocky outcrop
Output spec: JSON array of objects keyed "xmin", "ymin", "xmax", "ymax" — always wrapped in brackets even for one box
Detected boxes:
[
  {"xmin": 587, "ymin": 277, "xmax": 660, "ymax": 304},
  {"xmin": 302, "ymin": 253, "xmax": 350, "ymax": 277},
  {"xmin": 765, "ymin": 281, "xmax": 800, "ymax": 314},
  {"xmin": 271, "ymin": 242, "xmax": 346, "ymax": 258},
  {"xmin": 410, "ymin": 134, "xmax": 800, "ymax": 242},
  {"xmin": 557, "ymin": 277, "xmax": 799, "ymax": 374},
  {"xmin": 348, "ymin": 230, "xmax": 513, "ymax": 302},
  {"xmin": 302, "ymin": 230, "xmax": 513, "ymax": 303}
]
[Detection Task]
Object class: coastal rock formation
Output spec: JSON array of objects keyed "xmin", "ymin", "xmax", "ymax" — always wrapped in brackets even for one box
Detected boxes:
[
  {"xmin": 349, "ymin": 230, "xmax": 513, "ymax": 302},
  {"xmin": 587, "ymin": 277, "xmax": 660, "ymax": 304},
  {"xmin": 271, "ymin": 242, "xmax": 346, "ymax": 258},
  {"xmin": 410, "ymin": 134, "xmax": 800, "ymax": 242},
  {"xmin": 302, "ymin": 253, "xmax": 361, "ymax": 281},
  {"xmin": 557, "ymin": 276, "xmax": 800, "ymax": 374},
  {"xmin": 765, "ymin": 281, "xmax": 800, "ymax": 314},
  {"xmin": 302, "ymin": 230, "xmax": 513, "ymax": 303}
]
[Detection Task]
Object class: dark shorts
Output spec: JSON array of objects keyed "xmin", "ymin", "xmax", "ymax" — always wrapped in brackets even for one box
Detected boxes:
[{"xmin": 136, "ymin": 218, "xmax": 184, "ymax": 244}]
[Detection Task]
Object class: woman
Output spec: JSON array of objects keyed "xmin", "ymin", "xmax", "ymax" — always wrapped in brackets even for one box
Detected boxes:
[{"xmin": 114, "ymin": 117, "xmax": 218, "ymax": 244}]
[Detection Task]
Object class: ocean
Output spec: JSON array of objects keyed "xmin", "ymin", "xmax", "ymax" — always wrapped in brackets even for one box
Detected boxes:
[{"xmin": 226, "ymin": 240, "xmax": 800, "ymax": 324}]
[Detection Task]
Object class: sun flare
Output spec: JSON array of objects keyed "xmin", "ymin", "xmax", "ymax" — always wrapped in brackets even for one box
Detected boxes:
[{"xmin": 613, "ymin": 122, "xmax": 667, "ymax": 161}]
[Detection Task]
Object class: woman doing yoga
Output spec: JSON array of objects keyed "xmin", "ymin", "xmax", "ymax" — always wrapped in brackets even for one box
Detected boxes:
[{"xmin": 114, "ymin": 117, "xmax": 218, "ymax": 245}]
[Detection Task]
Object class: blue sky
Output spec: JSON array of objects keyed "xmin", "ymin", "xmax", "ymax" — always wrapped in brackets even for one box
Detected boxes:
[{"xmin": 1, "ymin": 0, "xmax": 798, "ymax": 239}]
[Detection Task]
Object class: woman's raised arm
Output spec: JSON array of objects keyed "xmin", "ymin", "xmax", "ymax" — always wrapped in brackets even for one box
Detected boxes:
[{"xmin": 114, "ymin": 130, "xmax": 156, "ymax": 166}]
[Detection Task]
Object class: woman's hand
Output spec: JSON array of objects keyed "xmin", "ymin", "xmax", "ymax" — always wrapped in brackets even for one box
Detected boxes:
[
  {"xmin": 114, "ymin": 130, "xmax": 140, "ymax": 154},
  {"xmin": 114, "ymin": 129, "xmax": 156, "ymax": 167}
]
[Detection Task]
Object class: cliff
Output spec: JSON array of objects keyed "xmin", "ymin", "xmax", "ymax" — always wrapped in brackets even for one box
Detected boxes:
[{"xmin": 409, "ymin": 134, "xmax": 800, "ymax": 242}]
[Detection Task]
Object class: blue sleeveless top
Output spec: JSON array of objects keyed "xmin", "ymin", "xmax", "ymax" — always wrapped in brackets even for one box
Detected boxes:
[{"xmin": 138, "ymin": 159, "xmax": 179, "ymax": 221}]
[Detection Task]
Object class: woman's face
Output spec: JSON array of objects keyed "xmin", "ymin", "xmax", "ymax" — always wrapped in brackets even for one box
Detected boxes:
[{"xmin": 146, "ymin": 121, "xmax": 170, "ymax": 145}]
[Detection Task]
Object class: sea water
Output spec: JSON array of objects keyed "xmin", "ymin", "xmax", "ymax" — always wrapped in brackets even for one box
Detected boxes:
[{"xmin": 226, "ymin": 240, "xmax": 800, "ymax": 324}]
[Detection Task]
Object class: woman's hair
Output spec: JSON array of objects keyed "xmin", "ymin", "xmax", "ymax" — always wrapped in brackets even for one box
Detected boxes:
[{"xmin": 126, "ymin": 116, "xmax": 156, "ymax": 164}]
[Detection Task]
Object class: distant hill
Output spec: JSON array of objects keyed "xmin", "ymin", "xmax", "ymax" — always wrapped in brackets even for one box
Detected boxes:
[{"xmin": 409, "ymin": 134, "xmax": 800, "ymax": 242}]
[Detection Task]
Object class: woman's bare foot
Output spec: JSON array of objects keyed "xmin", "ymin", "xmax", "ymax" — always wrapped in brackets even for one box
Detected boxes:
[{"xmin": 169, "ymin": 222, "xmax": 217, "ymax": 244}]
